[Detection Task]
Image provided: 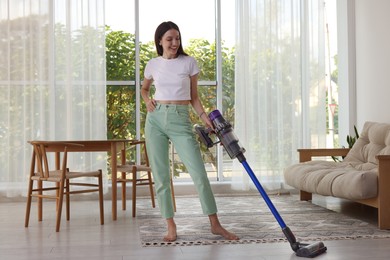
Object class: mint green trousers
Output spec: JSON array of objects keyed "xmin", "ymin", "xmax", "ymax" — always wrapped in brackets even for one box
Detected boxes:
[{"xmin": 145, "ymin": 104, "xmax": 217, "ymax": 219}]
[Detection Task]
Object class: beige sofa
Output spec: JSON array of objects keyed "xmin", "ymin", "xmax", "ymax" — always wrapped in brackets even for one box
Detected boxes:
[{"xmin": 284, "ymin": 121, "xmax": 390, "ymax": 229}]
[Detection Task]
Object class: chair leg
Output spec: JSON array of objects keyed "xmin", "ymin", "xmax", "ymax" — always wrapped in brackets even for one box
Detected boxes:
[
  {"xmin": 132, "ymin": 170, "xmax": 137, "ymax": 218},
  {"xmin": 147, "ymin": 171, "xmax": 155, "ymax": 208},
  {"xmin": 56, "ymin": 181, "xmax": 65, "ymax": 232},
  {"xmin": 26, "ymin": 151, "xmax": 35, "ymax": 228},
  {"xmin": 98, "ymin": 170, "xmax": 104, "ymax": 225},
  {"xmin": 25, "ymin": 180, "xmax": 34, "ymax": 228},
  {"xmin": 121, "ymin": 172, "xmax": 126, "ymax": 210},
  {"xmin": 66, "ymin": 179, "xmax": 70, "ymax": 221},
  {"xmin": 170, "ymin": 176, "xmax": 176, "ymax": 212},
  {"xmin": 55, "ymin": 182, "xmax": 59, "ymax": 211},
  {"xmin": 38, "ymin": 180, "xmax": 43, "ymax": 221}
]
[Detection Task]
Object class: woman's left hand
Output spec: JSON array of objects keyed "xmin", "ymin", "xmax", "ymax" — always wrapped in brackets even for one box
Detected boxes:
[{"xmin": 201, "ymin": 114, "xmax": 214, "ymax": 130}]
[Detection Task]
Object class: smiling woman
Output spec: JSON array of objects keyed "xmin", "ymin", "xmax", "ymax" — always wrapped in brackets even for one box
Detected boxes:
[{"xmin": 139, "ymin": 20, "xmax": 239, "ymax": 243}]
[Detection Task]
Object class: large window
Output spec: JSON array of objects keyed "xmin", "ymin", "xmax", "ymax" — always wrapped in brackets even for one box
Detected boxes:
[
  {"xmin": 105, "ymin": 0, "xmax": 237, "ymax": 182},
  {"xmin": 0, "ymin": 0, "xmax": 343, "ymax": 198},
  {"xmin": 105, "ymin": 0, "xmax": 339, "ymax": 185}
]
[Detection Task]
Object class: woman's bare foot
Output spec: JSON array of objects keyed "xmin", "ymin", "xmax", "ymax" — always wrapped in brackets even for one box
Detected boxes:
[
  {"xmin": 163, "ymin": 218, "xmax": 177, "ymax": 242},
  {"xmin": 209, "ymin": 213, "xmax": 239, "ymax": 240},
  {"xmin": 211, "ymin": 225, "xmax": 239, "ymax": 240}
]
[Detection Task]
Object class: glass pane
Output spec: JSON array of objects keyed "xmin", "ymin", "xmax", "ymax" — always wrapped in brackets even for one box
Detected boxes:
[
  {"xmin": 106, "ymin": 85, "xmax": 136, "ymax": 140},
  {"xmin": 197, "ymin": 84, "xmax": 217, "ymax": 182},
  {"xmin": 171, "ymin": 85, "xmax": 218, "ymax": 182},
  {"xmin": 139, "ymin": 0, "xmax": 216, "ymax": 81},
  {"xmin": 221, "ymin": 0, "xmax": 236, "ymax": 49},
  {"xmin": 105, "ymin": 0, "xmax": 135, "ymax": 81},
  {"xmin": 139, "ymin": 0, "xmax": 217, "ymax": 181},
  {"xmin": 324, "ymin": 0, "xmax": 339, "ymax": 147},
  {"xmin": 105, "ymin": 0, "xmax": 134, "ymax": 32},
  {"xmin": 221, "ymin": 0, "xmax": 236, "ymax": 181}
]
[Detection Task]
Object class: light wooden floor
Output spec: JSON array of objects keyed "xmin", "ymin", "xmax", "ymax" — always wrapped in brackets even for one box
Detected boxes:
[{"xmin": 1, "ymin": 194, "xmax": 390, "ymax": 260}]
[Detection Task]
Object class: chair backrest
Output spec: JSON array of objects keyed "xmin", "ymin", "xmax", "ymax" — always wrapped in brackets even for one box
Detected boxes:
[
  {"xmin": 139, "ymin": 140, "xmax": 150, "ymax": 166},
  {"xmin": 123, "ymin": 140, "xmax": 150, "ymax": 166},
  {"xmin": 30, "ymin": 142, "xmax": 68, "ymax": 180}
]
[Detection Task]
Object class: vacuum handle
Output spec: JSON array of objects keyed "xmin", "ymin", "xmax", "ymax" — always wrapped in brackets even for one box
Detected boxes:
[{"xmin": 241, "ymin": 160, "xmax": 287, "ymax": 229}]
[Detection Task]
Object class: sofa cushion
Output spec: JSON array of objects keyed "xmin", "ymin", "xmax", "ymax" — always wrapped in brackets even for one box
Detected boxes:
[
  {"xmin": 344, "ymin": 121, "xmax": 390, "ymax": 169},
  {"xmin": 284, "ymin": 160, "xmax": 378, "ymax": 200},
  {"xmin": 284, "ymin": 121, "xmax": 390, "ymax": 201}
]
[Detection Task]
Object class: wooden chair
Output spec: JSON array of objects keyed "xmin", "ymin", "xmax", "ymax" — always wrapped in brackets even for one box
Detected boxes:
[
  {"xmin": 25, "ymin": 142, "xmax": 104, "ymax": 232},
  {"xmin": 116, "ymin": 140, "xmax": 176, "ymax": 217}
]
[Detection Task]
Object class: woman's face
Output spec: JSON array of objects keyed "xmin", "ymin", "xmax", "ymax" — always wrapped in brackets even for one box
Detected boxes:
[{"xmin": 160, "ymin": 29, "xmax": 180, "ymax": 59}]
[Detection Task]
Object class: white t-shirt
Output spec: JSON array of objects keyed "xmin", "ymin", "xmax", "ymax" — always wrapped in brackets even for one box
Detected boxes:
[{"xmin": 144, "ymin": 55, "xmax": 200, "ymax": 100}]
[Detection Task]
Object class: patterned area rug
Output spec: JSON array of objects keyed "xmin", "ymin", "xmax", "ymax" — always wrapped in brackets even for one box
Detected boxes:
[{"xmin": 136, "ymin": 195, "xmax": 390, "ymax": 247}]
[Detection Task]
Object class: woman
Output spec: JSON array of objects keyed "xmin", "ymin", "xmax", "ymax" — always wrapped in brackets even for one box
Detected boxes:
[{"xmin": 141, "ymin": 21, "xmax": 239, "ymax": 242}]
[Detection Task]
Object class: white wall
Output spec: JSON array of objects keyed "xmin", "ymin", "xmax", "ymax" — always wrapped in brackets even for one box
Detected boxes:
[{"xmin": 355, "ymin": 0, "xmax": 390, "ymax": 128}]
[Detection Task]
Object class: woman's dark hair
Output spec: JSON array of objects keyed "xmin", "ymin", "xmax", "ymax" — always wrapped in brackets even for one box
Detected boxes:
[{"xmin": 154, "ymin": 21, "xmax": 188, "ymax": 57}]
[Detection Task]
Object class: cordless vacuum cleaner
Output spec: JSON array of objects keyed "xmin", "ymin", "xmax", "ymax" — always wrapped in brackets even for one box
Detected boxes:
[{"xmin": 195, "ymin": 110, "xmax": 327, "ymax": 258}]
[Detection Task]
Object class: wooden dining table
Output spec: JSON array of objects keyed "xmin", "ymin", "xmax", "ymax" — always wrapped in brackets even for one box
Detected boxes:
[{"xmin": 28, "ymin": 139, "xmax": 134, "ymax": 221}]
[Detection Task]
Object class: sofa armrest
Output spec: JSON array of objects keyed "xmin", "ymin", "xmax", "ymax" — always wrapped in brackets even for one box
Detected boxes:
[
  {"xmin": 298, "ymin": 148, "xmax": 351, "ymax": 162},
  {"xmin": 376, "ymin": 155, "xmax": 390, "ymax": 190},
  {"xmin": 375, "ymin": 155, "xmax": 390, "ymax": 229}
]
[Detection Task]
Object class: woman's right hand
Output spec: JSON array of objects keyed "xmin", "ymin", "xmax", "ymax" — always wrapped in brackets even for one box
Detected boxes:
[{"xmin": 146, "ymin": 99, "xmax": 157, "ymax": 112}]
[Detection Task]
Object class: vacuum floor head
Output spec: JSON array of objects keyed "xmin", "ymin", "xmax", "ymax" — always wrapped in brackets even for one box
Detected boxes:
[{"xmin": 295, "ymin": 241, "xmax": 327, "ymax": 258}]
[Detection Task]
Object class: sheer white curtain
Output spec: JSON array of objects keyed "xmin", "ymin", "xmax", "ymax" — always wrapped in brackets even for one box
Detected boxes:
[
  {"xmin": 233, "ymin": 0, "xmax": 326, "ymax": 191},
  {"xmin": 0, "ymin": 0, "xmax": 107, "ymax": 197}
]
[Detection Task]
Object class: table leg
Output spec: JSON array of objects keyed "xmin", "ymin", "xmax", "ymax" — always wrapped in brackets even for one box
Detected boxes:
[
  {"xmin": 121, "ymin": 148, "xmax": 126, "ymax": 210},
  {"xmin": 55, "ymin": 152, "xmax": 60, "ymax": 210},
  {"xmin": 111, "ymin": 144, "xmax": 117, "ymax": 220}
]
